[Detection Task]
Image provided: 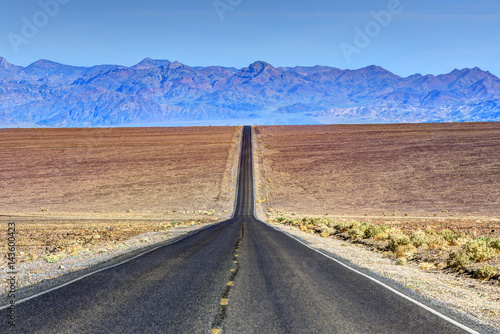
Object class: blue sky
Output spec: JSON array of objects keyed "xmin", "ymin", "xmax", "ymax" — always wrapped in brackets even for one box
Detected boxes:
[{"xmin": 1, "ymin": 0, "xmax": 499, "ymax": 77}]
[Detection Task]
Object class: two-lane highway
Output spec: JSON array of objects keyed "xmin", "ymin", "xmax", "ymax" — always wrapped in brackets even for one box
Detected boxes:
[{"xmin": 2, "ymin": 126, "xmax": 479, "ymax": 333}]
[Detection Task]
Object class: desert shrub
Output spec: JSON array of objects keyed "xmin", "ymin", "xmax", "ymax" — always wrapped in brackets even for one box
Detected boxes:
[
  {"xmin": 395, "ymin": 244, "xmax": 416, "ymax": 258},
  {"xmin": 439, "ymin": 229, "xmax": 459, "ymax": 245},
  {"xmin": 463, "ymin": 239, "xmax": 497, "ymax": 262},
  {"xmin": 363, "ymin": 224, "xmax": 388, "ymax": 239},
  {"xmin": 426, "ymin": 234, "xmax": 448, "ymax": 250},
  {"xmin": 425, "ymin": 227, "xmax": 436, "ymax": 235},
  {"xmin": 334, "ymin": 222, "xmax": 353, "ymax": 232},
  {"xmin": 388, "ymin": 232, "xmax": 411, "ymax": 251},
  {"xmin": 320, "ymin": 228, "xmax": 334, "ymax": 238},
  {"xmin": 27, "ymin": 253, "xmax": 38, "ymax": 261},
  {"xmin": 477, "ymin": 236, "xmax": 492, "ymax": 243},
  {"xmin": 448, "ymin": 238, "xmax": 498, "ymax": 269},
  {"xmin": 348, "ymin": 227, "xmax": 364, "ymax": 240},
  {"xmin": 473, "ymin": 266, "xmax": 498, "ymax": 280},
  {"xmin": 396, "ymin": 258, "xmax": 407, "ymax": 266},
  {"xmin": 490, "ymin": 239, "xmax": 500, "ymax": 251},
  {"xmin": 447, "ymin": 250, "xmax": 471, "ymax": 269},
  {"xmin": 325, "ymin": 219, "xmax": 337, "ymax": 229},
  {"xmin": 275, "ymin": 217, "xmax": 287, "ymax": 223},
  {"xmin": 410, "ymin": 230, "xmax": 427, "ymax": 248},
  {"xmin": 319, "ymin": 218, "xmax": 330, "ymax": 226},
  {"xmin": 68, "ymin": 245, "xmax": 83, "ymax": 257}
]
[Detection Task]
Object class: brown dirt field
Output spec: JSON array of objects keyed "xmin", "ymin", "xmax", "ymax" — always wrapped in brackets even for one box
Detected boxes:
[
  {"xmin": 0, "ymin": 126, "xmax": 241, "ymax": 272},
  {"xmin": 254, "ymin": 123, "xmax": 500, "ymax": 224},
  {"xmin": 0, "ymin": 126, "xmax": 241, "ymax": 217}
]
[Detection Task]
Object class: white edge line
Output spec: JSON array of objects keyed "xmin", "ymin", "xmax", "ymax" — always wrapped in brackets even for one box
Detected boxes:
[
  {"xmin": 263, "ymin": 222, "xmax": 480, "ymax": 334},
  {"xmin": 0, "ymin": 222, "xmax": 222, "ymax": 311}
]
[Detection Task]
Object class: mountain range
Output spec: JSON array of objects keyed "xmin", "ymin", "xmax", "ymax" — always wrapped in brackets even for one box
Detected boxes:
[{"xmin": 1, "ymin": 57, "xmax": 499, "ymax": 127}]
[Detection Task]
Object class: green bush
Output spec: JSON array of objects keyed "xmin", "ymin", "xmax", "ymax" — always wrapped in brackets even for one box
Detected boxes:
[
  {"xmin": 439, "ymin": 229, "xmax": 460, "ymax": 245},
  {"xmin": 464, "ymin": 239, "xmax": 497, "ymax": 262},
  {"xmin": 410, "ymin": 230, "xmax": 427, "ymax": 248},
  {"xmin": 473, "ymin": 266, "xmax": 498, "ymax": 280},
  {"xmin": 388, "ymin": 233, "xmax": 411, "ymax": 251},
  {"xmin": 364, "ymin": 224, "xmax": 388, "ymax": 239},
  {"xmin": 447, "ymin": 250, "xmax": 471, "ymax": 269},
  {"xmin": 348, "ymin": 227, "xmax": 364, "ymax": 240},
  {"xmin": 490, "ymin": 239, "xmax": 500, "ymax": 251},
  {"xmin": 334, "ymin": 222, "xmax": 352, "ymax": 232}
]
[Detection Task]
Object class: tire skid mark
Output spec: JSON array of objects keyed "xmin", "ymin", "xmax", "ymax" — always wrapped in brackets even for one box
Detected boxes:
[{"xmin": 210, "ymin": 223, "xmax": 244, "ymax": 333}]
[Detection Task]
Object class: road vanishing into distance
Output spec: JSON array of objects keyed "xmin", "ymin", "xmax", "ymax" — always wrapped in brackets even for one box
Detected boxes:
[{"xmin": 2, "ymin": 126, "xmax": 480, "ymax": 333}]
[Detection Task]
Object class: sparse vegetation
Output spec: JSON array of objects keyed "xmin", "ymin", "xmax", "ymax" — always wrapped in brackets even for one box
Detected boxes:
[
  {"xmin": 44, "ymin": 253, "xmax": 65, "ymax": 263},
  {"xmin": 270, "ymin": 216, "xmax": 500, "ymax": 281},
  {"xmin": 473, "ymin": 266, "xmax": 498, "ymax": 280}
]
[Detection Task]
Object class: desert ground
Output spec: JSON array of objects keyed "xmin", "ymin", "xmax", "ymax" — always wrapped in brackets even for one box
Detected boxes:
[
  {"xmin": 1, "ymin": 126, "xmax": 241, "ymax": 217},
  {"xmin": 0, "ymin": 126, "xmax": 241, "ymax": 290},
  {"xmin": 254, "ymin": 122, "xmax": 500, "ymax": 220}
]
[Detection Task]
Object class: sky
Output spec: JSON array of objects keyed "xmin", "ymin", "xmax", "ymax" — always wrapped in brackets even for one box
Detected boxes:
[{"xmin": 0, "ymin": 0, "xmax": 499, "ymax": 77}]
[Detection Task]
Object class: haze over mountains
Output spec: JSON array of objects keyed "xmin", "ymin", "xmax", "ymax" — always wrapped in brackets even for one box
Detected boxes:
[{"xmin": 0, "ymin": 57, "xmax": 499, "ymax": 127}]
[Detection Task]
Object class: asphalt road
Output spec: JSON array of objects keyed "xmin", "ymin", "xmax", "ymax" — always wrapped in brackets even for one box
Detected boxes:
[{"xmin": 2, "ymin": 126, "xmax": 480, "ymax": 333}]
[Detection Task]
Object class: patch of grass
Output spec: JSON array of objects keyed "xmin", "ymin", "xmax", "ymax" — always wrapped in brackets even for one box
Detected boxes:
[
  {"xmin": 420, "ymin": 262, "xmax": 436, "ymax": 271},
  {"xmin": 43, "ymin": 253, "xmax": 65, "ymax": 263},
  {"xmin": 396, "ymin": 258, "xmax": 407, "ymax": 266}
]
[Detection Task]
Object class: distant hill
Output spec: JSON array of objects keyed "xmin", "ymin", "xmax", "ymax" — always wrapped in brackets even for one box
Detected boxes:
[{"xmin": 0, "ymin": 57, "xmax": 499, "ymax": 127}]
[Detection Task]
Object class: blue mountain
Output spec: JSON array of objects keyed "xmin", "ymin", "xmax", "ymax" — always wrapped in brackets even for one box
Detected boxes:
[{"xmin": 0, "ymin": 57, "xmax": 499, "ymax": 127}]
